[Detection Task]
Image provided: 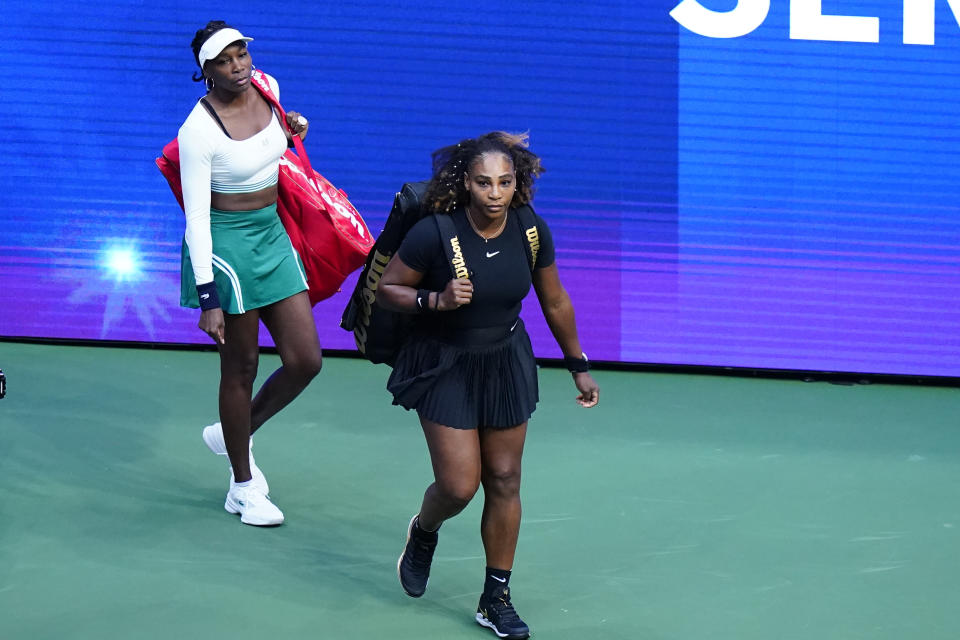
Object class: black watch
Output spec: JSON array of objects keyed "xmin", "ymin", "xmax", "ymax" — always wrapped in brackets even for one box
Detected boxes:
[{"xmin": 564, "ymin": 352, "xmax": 590, "ymax": 373}]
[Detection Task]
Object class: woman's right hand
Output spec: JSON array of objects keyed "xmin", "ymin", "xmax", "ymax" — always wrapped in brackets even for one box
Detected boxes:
[
  {"xmin": 199, "ymin": 308, "xmax": 225, "ymax": 344},
  {"xmin": 437, "ymin": 278, "xmax": 473, "ymax": 310},
  {"xmin": 572, "ymin": 372, "xmax": 599, "ymax": 408}
]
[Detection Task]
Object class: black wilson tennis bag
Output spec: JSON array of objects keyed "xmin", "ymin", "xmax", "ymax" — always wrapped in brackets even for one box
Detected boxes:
[{"xmin": 340, "ymin": 182, "xmax": 451, "ymax": 365}]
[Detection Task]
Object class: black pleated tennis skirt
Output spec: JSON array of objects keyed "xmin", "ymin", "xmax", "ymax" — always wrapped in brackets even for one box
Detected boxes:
[{"xmin": 386, "ymin": 318, "xmax": 539, "ymax": 429}]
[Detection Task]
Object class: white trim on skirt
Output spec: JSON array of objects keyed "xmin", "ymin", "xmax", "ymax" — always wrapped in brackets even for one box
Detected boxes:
[{"xmin": 212, "ymin": 253, "xmax": 246, "ymax": 314}]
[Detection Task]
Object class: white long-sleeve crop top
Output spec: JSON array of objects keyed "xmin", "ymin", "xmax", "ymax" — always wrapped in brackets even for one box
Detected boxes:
[{"xmin": 178, "ymin": 74, "xmax": 288, "ymax": 286}]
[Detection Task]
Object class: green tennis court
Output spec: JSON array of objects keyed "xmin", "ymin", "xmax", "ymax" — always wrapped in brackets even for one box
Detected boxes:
[{"xmin": 1, "ymin": 341, "xmax": 958, "ymax": 639}]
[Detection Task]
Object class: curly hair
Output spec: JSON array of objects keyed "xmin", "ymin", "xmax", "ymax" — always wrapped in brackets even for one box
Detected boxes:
[
  {"xmin": 423, "ymin": 131, "xmax": 545, "ymax": 214},
  {"xmin": 189, "ymin": 20, "xmax": 237, "ymax": 82}
]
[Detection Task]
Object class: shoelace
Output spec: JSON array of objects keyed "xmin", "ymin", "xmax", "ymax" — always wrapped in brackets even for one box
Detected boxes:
[
  {"xmin": 407, "ymin": 535, "xmax": 437, "ymax": 570},
  {"xmin": 490, "ymin": 594, "xmax": 523, "ymax": 624}
]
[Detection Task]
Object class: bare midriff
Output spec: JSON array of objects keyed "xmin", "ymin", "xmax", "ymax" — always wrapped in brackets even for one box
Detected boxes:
[{"xmin": 211, "ymin": 184, "xmax": 279, "ymax": 211}]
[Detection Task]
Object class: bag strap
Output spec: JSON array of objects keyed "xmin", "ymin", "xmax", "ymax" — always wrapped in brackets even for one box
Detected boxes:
[
  {"xmin": 199, "ymin": 98, "xmax": 232, "ymax": 139},
  {"xmin": 249, "ymin": 70, "xmax": 319, "ymax": 188},
  {"xmin": 435, "ymin": 214, "xmax": 467, "ymax": 280},
  {"xmin": 512, "ymin": 205, "xmax": 539, "ymax": 272}
]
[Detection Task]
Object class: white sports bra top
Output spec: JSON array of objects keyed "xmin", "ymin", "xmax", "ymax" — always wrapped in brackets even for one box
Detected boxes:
[{"xmin": 178, "ymin": 74, "xmax": 289, "ymax": 286}]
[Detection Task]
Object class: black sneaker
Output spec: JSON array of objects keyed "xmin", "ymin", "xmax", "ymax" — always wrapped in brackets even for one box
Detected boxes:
[
  {"xmin": 475, "ymin": 586, "xmax": 530, "ymax": 639},
  {"xmin": 397, "ymin": 515, "xmax": 438, "ymax": 597}
]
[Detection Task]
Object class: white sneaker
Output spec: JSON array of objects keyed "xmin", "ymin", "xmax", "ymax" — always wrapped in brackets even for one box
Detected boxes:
[
  {"xmin": 202, "ymin": 422, "xmax": 270, "ymax": 496},
  {"xmin": 201, "ymin": 421, "xmax": 233, "ymax": 455},
  {"xmin": 224, "ymin": 483, "xmax": 284, "ymax": 526}
]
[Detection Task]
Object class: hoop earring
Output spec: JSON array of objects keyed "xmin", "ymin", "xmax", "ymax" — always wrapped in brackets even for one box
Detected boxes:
[{"xmin": 205, "ymin": 76, "xmax": 214, "ymax": 91}]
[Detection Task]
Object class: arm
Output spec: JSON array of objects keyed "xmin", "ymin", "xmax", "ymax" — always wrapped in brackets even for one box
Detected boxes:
[
  {"xmin": 533, "ymin": 263, "xmax": 599, "ymax": 407},
  {"xmin": 377, "ymin": 255, "xmax": 473, "ymax": 313},
  {"xmin": 179, "ymin": 125, "xmax": 224, "ymax": 344}
]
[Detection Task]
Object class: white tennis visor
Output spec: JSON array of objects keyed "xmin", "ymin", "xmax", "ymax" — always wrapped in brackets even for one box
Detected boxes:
[{"xmin": 198, "ymin": 28, "xmax": 253, "ymax": 69}]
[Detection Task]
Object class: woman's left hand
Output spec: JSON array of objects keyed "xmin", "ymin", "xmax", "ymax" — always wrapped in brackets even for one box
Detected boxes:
[
  {"xmin": 286, "ymin": 111, "xmax": 309, "ymax": 138},
  {"xmin": 572, "ymin": 372, "xmax": 599, "ymax": 408}
]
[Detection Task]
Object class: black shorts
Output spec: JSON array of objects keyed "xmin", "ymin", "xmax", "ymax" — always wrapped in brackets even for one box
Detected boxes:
[{"xmin": 386, "ymin": 319, "xmax": 539, "ymax": 429}]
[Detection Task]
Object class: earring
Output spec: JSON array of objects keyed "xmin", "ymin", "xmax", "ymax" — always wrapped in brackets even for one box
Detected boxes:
[{"xmin": 205, "ymin": 76, "xmax": 214, "ymax": 91}]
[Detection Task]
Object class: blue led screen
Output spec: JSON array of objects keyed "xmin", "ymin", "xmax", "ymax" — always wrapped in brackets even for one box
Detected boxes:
[{"xmin": 1, "ymin": 0, "xmax": 957, "ymax": 377}]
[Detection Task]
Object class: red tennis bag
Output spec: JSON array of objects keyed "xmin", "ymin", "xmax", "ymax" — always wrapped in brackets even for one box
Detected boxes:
[{"xmin": 156, "ymin": 70, "xmax": 374, "ymax": 305}]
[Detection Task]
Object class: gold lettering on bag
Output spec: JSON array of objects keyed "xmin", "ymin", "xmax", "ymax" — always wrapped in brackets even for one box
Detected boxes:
[
  {"xmin": 450, "ymin": 236, "xmax": 469, "ymax": 279},
  {"xmin": 525, "ymin": 226, "xmax": 540, "ymax": 267},
  {"xmin": 354, "ymin": 249, "xmax": 392, "ymax": 353}
]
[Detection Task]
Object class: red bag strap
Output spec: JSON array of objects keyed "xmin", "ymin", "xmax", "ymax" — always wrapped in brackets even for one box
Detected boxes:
[{"xmin": 250, "ymin": 70, "xmax": 318, "ymax": 188}]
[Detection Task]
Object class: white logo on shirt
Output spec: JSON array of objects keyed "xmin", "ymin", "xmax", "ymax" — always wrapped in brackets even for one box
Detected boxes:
[{"xmin": 485, "ymin": 251, "xmax": 500, "ymax": 258}]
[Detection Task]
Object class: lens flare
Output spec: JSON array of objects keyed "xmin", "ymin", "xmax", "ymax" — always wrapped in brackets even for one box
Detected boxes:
[{"xmin": 105, "ymin": 247, "xmax": 139, "ymax": 280}]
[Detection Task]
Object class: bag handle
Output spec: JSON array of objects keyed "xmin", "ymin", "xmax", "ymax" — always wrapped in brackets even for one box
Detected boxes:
[{"xmin": 250, "ymin": 70, "xmax": 319, "ymax": 189}]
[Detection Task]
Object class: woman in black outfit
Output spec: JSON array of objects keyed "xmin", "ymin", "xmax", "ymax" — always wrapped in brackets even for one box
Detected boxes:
[{"xmin": 377, "ymin": 131, "xmax": 599, "ymax": 640}]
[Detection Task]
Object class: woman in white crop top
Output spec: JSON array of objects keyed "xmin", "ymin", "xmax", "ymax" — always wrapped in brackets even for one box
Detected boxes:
[{"xmin": 178, "ymin": 21, "xmax": 322, "ymax": 526}]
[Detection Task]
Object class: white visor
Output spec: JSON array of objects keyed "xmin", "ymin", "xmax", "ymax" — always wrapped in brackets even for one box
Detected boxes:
[{"xmin": 198, "ymin": 28, "xmax": 253, "ymax": 69}]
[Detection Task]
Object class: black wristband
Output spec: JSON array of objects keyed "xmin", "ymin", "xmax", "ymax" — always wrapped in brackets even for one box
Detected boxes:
[
  {"xmin": 196, "ymin": 282, "xmax": 221, "ymax": 311},
  {"xmin": 416, "ymin": 289, "xmax": 436, "ymax": 313},
  {"xmin": 564, "ymin": 352, "xmax": 590, "ymax": 373}
]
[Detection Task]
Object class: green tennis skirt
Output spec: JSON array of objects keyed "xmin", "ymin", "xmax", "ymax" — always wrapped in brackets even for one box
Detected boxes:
[{"xmin": 180, "ymin": 204, "xmax": 308, "ymax": 314}]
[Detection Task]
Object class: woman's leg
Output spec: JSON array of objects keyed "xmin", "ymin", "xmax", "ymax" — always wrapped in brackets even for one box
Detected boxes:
[
  {"xmin": 478, "ymin": 423, "xmax": 527, "ymax": 570},
  {"xmin": 398, "ymin": 417, "xmax": 483, "ymax": 597},
  {"xmin": 218, "ymin": 310, "xmax": 263, "ymax": 483},
  {"xmin": 249, "ymin": 291, "xmax": 322, "ymax": 434},
  {"xmin": 417, "ymin": 417, "xmax": 483, "ymax": 530},
  {"xmin": 474, "ymin": 424, "xmax": 530, "ymax": 640}
]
